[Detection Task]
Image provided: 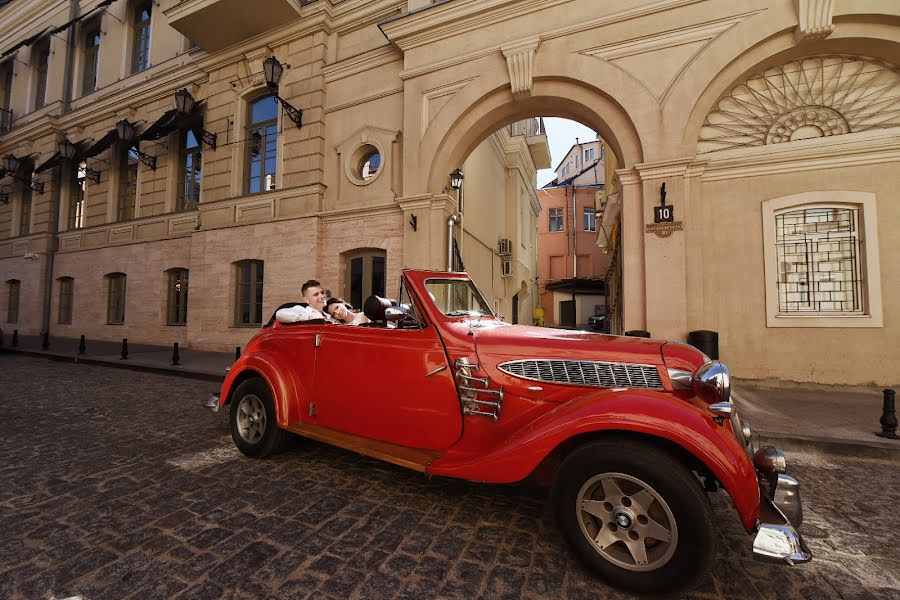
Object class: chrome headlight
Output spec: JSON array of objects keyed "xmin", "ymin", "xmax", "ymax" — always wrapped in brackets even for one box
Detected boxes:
[{"xmin": 693, "ymin": 361, "xmax": 730, "ymax": 404}]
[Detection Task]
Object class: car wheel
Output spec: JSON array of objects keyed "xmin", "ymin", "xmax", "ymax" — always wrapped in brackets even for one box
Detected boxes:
[
  {"xmin": 229, "ymin": 378, "xmax": 289, "ymax": 458},
  {"xmin": 552, "ymin": 439, "xmax": 716, "ymax": 594}
]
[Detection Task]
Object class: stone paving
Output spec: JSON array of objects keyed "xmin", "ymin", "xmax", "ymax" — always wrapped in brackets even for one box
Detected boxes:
[{"xmin": 0, "ymin": 353, "xmax": 897, "ymax": 600}]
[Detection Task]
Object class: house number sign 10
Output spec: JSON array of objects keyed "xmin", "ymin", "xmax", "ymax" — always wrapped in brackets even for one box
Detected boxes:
[{"xmin": 646, "ymin": 182, "xmax": 684, "ymax": 238}]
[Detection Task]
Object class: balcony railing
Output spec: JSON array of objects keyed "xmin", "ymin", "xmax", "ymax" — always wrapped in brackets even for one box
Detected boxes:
[
  {"xmin": 0, "ymin": 108, "xmax": 12, "ymax": 133},
  {"xmin": 508, "ymin": 117, "xmax": 546, "ymax": 138}
]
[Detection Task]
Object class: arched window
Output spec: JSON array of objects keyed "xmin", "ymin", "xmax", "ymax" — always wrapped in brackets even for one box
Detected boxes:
[
  {"xmin": 344, "ymin": 249, "xmax": 386, "ymax": 309},
  {"xmin": 5, "ymin": 279, "xmax": 20, "ymax": 323},
  {"xmin": 246, "ymin": 95, "xmax": 278, "ymax": 194},
  {"xmin": 131, "ymin": 1, "xmax": 152, "ymax": 74},
  {"xmin": 105, "ymin": 272, "xmax": 126, "ymax": 324},
  {"xmin": 166, "ymin": 268, "xmax": 189, "ymax": 325},
  {"xmin": 235, "ymin": 260, "xmax": 264, "ymax": 326},
  {"xmin": 58, "ymin": 276, "xmax": 74, "ymax": 324},
  {"xmin": 81, "ymin": 19, "xmax": 101, "ymax": 96}
]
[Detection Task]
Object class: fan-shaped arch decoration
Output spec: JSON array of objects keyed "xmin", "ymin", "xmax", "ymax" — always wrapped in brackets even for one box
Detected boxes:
[{"xmin": 697, "ymin": 56, "xmax": 900, "ymax": 153}]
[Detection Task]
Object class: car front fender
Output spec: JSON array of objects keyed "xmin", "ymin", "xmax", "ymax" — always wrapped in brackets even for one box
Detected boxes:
[
  {"xmin": 220, "ymin": 352, "xmax": 301, "ymax": 428},
  {"xmin": 428, "ymin": 389, "xmax": 759, "ymax": 531}
]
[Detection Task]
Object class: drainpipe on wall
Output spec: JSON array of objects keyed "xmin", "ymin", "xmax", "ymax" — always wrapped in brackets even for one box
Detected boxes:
[
  {"xmin": 39, "ymin": 0, "xmax": 78, "ymax": 342},
  {"xmin": 571, "ymin": 185, "xmax": 577, "ymax": 326},
  {"xmin": 447, "ymin": 213, "xmax": 460, "ymax": 271}
]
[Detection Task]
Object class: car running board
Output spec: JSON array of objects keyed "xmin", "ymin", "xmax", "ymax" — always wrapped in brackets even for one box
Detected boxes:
[{"xmin": 285, "ymin": 423, "xmax": 443, "ymax": 473}]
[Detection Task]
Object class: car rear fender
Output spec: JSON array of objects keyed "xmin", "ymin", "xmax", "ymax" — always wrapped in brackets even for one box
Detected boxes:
[
  {"xmin": 429, "ymin": 389, "xmax": 759, "ymax": 531},
  {"xmin": 220, "ymin": 353, "xmax": 300, "ymax": 428}
]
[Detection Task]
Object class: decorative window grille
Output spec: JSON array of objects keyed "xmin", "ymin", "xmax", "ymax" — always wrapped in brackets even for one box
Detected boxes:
[
  {"xmin": 775, "ymin": 206, "xmax": 863, "ymax": 314},
  {"xmin": 549, "ymin": 207, "xmax": 563, "ymax": 231}
]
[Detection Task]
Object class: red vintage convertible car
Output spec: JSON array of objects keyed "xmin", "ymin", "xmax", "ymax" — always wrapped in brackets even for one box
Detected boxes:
[{"xmin": 206, "ymin": 269, "xmax": 810, "ymax": 593}]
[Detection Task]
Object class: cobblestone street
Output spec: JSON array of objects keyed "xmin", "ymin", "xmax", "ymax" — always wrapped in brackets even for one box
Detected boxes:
[{"xmin": 1, "ymin": 354, "xmax": 897, "ymax": 600}]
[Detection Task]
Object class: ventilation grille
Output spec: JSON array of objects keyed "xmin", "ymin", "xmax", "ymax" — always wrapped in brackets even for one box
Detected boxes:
[{"xmin": 498, "ymin": 359, "xmax": 663, "ymax": 389}]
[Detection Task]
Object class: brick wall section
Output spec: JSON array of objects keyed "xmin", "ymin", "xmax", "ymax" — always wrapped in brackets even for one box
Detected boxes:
[
  {"xmin": 186, "ymin": 218, "xmax": 320, "ymax": 350},
  {"xmin": 317, "ymin": 212, "xmax": 405, "ymax": 303},
  {"xmin": 52, "ymin": 237, "xmax": 193, "ymax": 345}
]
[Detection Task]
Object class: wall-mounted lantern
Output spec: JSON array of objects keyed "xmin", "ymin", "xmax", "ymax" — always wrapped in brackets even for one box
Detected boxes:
[
  {"xmin": 262, "ymin": 56, "xmax": 303, "ymax": 129},
  {"xmin": 174, "ymin": 88, "xmax": 217, "ymax": 149},
  {"xmin": 59, "ymin": 137, "xmax": 100, "ymax": 182},
  {"xmin": 116, "ymin": 119, "xmax": 157, "ymax": 170},
  {"xmin": 2, "ymin": 153, "xmax": 43, "ymax": 193}
]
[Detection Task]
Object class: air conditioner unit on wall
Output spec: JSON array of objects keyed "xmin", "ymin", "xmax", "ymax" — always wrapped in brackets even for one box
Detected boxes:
[
  {"xmin": 498, "ymin": 238, "xmax": 512, "ymax": 256},
  {"xmin": 501, "ymin": 260, "xmax": 513, "ymax": 277}
]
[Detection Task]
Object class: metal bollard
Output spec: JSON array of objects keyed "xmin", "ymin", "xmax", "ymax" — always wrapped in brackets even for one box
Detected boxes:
[
  {"xmin": 876, "ymin": 388, "xmax": 898, "ymax": 439},
  {"xmin": 12, "ymin": 329, "xmax": 18, "ymax": 346},
  {"xmin": 120, "ymin": 338, "xmax": 128, "ymax": 360},
  {"xmin": 41, "ymin": 331, "xmax": 50, "ymax": 350},
  {"xmin": 78, "ymin": 335, "xmax": 86, "ymax": 355},
  {"xmin": 172, "ymin": 342, "xmax": 180, "ymax": 366},
  {"xmin": 235, "ymin": 346, "xmax": 241, "ymax": 360}
]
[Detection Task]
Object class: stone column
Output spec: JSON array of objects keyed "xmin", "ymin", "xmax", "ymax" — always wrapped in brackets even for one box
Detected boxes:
[{"xmin": 617, "ymin": 168, "xmax": 646, "ymax": 332}]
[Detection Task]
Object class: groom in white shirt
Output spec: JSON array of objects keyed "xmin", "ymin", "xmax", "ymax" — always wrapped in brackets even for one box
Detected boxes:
[{"xmin": 275, "ymin": 279, "xmax": 335, "ymax": 323}]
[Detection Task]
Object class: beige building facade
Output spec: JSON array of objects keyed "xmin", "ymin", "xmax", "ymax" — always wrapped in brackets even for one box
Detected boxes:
[{"xmin": 1, "ymin": 0, "xmax": 898, "ymax": 385}]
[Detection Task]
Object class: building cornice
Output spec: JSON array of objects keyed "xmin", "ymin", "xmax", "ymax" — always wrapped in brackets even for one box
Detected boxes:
[{"xmin": 323, "ymin": 45, "xmax": 402, "ymax": 83}]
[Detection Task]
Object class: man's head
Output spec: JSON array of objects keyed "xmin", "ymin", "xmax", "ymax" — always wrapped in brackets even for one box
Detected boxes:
[{"xmin": 301, "ymin": 279, "xmax": 326, "ymax": 311}]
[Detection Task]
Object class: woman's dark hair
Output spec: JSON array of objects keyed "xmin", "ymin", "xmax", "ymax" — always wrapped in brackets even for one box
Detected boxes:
[{"xmin": 325, "ymin": 297, "xmax": 352, "ymax": 316}]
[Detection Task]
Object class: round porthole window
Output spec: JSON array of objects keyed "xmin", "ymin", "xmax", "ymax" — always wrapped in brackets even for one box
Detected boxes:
[{"xmin": 347, "ymin": 143, "xmax": 384, "ymax": 186}]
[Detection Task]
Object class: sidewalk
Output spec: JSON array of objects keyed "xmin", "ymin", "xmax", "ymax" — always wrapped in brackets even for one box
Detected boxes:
[
  {"xmin": 0, "ymin": 334, "xmax": 232, "ymax": 380},
  {"xmin": 2, "ymin": 333, "xmax": 897, "ymax": 458}
]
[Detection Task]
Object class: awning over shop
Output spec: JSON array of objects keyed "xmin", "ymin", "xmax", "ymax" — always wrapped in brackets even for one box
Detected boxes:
[
  {"xmin": 1, "ymin": 27, "xmax": 52, "ymax": 57},
  {"xmin": 81, "ymin": 130, "xmax": 118, "ymax": 159},
  {"xmin": 34, "ymin": 152, "xmax": 61, "ymax": 173},
  {"xmin": 139, "ymin": 109, "xmax": 180, "ymax": 141},
  {"xmin": 1, "ymin": 1, "xmax": 118, "ymax": 58}
]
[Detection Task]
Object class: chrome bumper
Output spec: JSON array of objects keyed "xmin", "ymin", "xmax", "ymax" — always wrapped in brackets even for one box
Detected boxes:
[
  {"xmin": 751, "ymin": 446, "xmax": 811, "ymax": 565},
  {"xmin": 203, "ymin": 392, "xmax": 221, "ymax": 413}
]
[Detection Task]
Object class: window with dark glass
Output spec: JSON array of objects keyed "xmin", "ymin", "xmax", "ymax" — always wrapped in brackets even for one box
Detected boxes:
[
  {"xmin": 106, "ymin": 273, "xmax": 126, "ymax": 324},
  {"xmin": 235, "ymin": 260, "xmax": 264, "ymax": 326},
  {"xmin": 0, "ymin": 61, "xmax": 12, "ymax": 132},
  {"xmin": 345, "ymin": 250, "xmax": 386, "ymax": 309},
  {"xmin": 549, "ymin": 207, "xmax": 563, "ymax": 232},
  {"xmin": 58, "ymin": 277, "xmax": 74, "ymax": 324},
  {"xmin": 81, "ymin": 21, "xmax": 100, "ymax": 96},
  {"xmin": 68, "ymin": 161, "xmax": 86, "ymax": 229},
  {"xmin": 179, "ymin": 128, "xmax": 201, "ymax": 211},
  {"xmin": 131, "ymin": 2, "xmax": 152, "ymax": 73},
  {"xmin": 5, "ymin": 279, "xmax": 19, "ymax": 323},
  {"xmin": 117, "ymin": 146, "xmax": 138, "ymax": 221},
  {"xmin": 167, "ymin": 268, "xmax": 189, "ymax": 325},
  {"xmin": 19, "ymin": 177, "xmax": 32, "ymax": 236},
  {"xmin": 33, "ymin": 39, "xmax": 50, "ymax": 110},
  {"xmin": 246, "ymin": 95, "xmax": 278, "ymax": 194},
  {"xmin": 583, "ymin": 208, "xmax": 596, "ymax": 231}
]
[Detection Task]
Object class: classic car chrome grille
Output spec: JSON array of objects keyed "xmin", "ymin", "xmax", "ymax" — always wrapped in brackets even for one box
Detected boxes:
[{"xmin": 498, "ymin": 359, "xmax": 664, "ymax": 390}]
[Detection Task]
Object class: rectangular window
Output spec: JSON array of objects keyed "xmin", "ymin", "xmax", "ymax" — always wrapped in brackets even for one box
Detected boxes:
[
  {"xmin": 585, "ymin": 148, "xmax": 595, "ymax": 162},
  {"xmin": 19, "ymin": 184, "xmax": 32, "ymax": 236},
  {"xmin": 167, "ymin": 269, "xmax": 189, "ymax": 325},
  {"xmin": 107, "ymin": 274, "xmax": 126, "ymax": 324},
  {"xmin": 180, "ymin": 128, "xmax": 201, "ymax": 211},
  {"xmin": 236, "ymin": 260, "xmax": 264, "ymax": 326},
  {"xmin": 583, "ymin": 208, "xmax": 596, "ymax": 231},
  {"xmin": 575, "ymin": 153, "xmax": 581, "ymax": 168},
  {"xmin": 68, "ymin": 162, "xmax": 86, "ymax": 229},
  {"xmin": 81, "ymin": 22, "xmax": 100, "ymax": 96},
  {"xmin": 132, "ymin": 3, "xmax": 152, "ymax": 74},
  {"xmin": 246, "ymin": 96, "xmax": 278, "ymax": 195},
  {"xmin": 58, "ymin": 277, "xmax": 73, "ymax": 324},
  {"xmin": 117, "ymin": 147, "xmax": 138, "ymax": 221},
  {"xmin": 33, "ymin": 41, "xmax": 50, "ymax": 110},
  {"xmin": 549, "ymin": 207, "xmax": 563, "ymax": 232},
  {"xmin": 6, "ymin": 279, "xmax": 20, "ymax": 323},
  {"xmin": 0, "ymin": 62, "xmax": 12, "ymax": 132},
  {"xmin": 346, "ymin": 251, "xmax": 387, "ymax": 309},
  {"xmin": 775, "ymin": 206, "xmax": 864, "ymax": 314}
]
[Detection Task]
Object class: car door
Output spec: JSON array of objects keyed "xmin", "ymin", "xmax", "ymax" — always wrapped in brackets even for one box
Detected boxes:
[{"xmin": 313, "ymin": 323, "xmax": 462, "ymax": 450}]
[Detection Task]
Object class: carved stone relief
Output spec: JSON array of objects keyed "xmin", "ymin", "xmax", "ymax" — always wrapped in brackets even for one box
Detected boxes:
[
  {"xmin": 794, "ymin": 0, "xmax": 835, "ymax": 43},
  {"xmin": 698, "ymin": 56, "xmax": 900, "ymax": 153}
]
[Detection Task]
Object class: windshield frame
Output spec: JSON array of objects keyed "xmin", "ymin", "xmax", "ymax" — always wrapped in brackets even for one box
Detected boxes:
[{"xmin": 423, "ymin": 277, "xmax": 497, "ymax": 319}]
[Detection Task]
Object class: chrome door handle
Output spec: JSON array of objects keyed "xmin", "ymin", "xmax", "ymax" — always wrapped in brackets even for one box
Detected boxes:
[{"xmin": 425, "ymin": 365, "xmax": 448, "ymax": 377}]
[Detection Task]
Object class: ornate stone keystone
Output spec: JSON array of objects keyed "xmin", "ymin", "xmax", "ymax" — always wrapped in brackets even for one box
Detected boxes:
[
  {"xmin": 501, "ymin": 37, "xmax": 541, "ymax": 97},
  {"xmin": 794, "ymin": 0, "xmax": 834, "ymax": 42}
]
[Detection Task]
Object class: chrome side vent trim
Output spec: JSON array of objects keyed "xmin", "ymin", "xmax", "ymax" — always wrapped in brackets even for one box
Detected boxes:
[
  {"xmin": 455, "ymin": 358, "xmax": 503, "ymax": 420},
  {"xmin": 498, "ymin": 359, "xmax": 664, "ymax": 390}
]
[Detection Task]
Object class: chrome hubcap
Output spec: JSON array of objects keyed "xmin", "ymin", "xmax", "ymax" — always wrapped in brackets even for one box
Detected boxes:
[
  {"xmin": 236, "ymin": 394, "xmax": 266, "ymax": 444},
  {"xmin": 576, "ymin": 472, "xmax": 678, "ymax": 572}
]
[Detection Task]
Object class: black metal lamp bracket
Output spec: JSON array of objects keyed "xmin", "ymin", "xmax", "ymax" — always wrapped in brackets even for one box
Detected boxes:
[
  {"xmin": 274, "ymin": 95, "xmax": 303, "ymax": 129},
  {"xmin": 133, "ymin": 148, "xmax": 157, "ymax": 170},
  {"xmin": 200, "ymin": 129, "xmax": 217, "ymax": 150}
]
